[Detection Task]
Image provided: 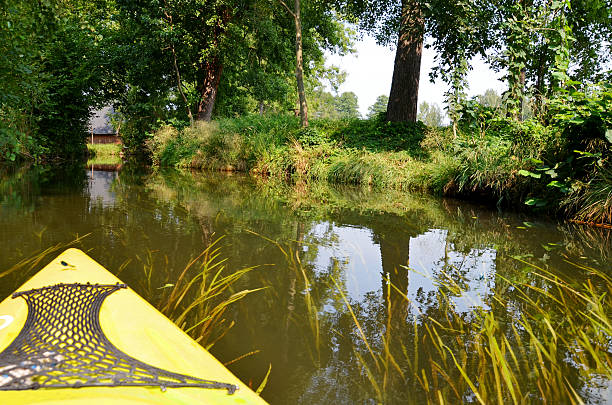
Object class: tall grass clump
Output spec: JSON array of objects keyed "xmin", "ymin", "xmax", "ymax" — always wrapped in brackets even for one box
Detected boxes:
[
  {"xmin": 147, "ymin": 121, "xmax": 252, "ymax": 171},
  {"xmin": 565, "ymin": 167, "xmax": 612, "ymax": 228},
  {"xmin": 325, "ymin": 150, "xmax": 393, "ymax": 186},
  {"xmin": 218, "ymin": 114, "xmax": 299, "ymax": 147},
  {"xmin": 454, "ymin": 137, "xmax": 525, "ymax": 198},
  {"xmin": 133, "ymin": 236, "xmax": 263, "ymax": 348}
]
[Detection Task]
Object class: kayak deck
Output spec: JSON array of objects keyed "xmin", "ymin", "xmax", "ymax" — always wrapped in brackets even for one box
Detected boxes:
[{"xmin": 0, "ymin": 248, "xmax": 267, "ymax": 404}]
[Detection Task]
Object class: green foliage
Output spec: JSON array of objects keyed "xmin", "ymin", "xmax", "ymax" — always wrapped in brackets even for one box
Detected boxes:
[
  {"xmin": 218, "ymin": 115, "xmax": 299, "ymax": 147},
  {"xmin": 549, "ymin": 82, "xmax": 612, "ymax": 145},
  {"xmin": 509, "ymin": 82, "xmax": 612, "ymax": 212},
  {"xmin": 294, "ymin": 127, "xmax": 331, "ymax": 147},
  {"xmin": 477, "ymin": 89, "xmax": 502, "ymax": 109},
  {"xmin": 487, "ymin": 0, "xmax": 611, "ymax": 113},
  {"xmin": 0, "ymin": 0, "xmax": 116, "ymax": 161},
  {"xmin": 309, "ymin": 88, "xmax": 360, "ymax": 120},
  {"xmin": 456, "ymin": 99, "xmax": 499, "ymax": 135},
  {"xmin": 309, "ymin": 90, "xmax": 340, "ymax": 119},
  {"xmin": 366, "ymin": 95, "xmax": 388, "ymax": 119},
  {"xmin": 331, "ymin": 117, "xmax": 427, "ymax": 153},
  {"xmin": 417, "ymin": 101, "xmax": 444, "ymax": 127},
  {"xmin": 113, "ymin": 0, "xmax": 353, "ymax": 148},
  {"xmin": 451, "ymin": 135, "xmax": 527, "ymax": 203},
  {"xmin": 334, "ymin": 92, "xmax": 361, "ymax": 119}
]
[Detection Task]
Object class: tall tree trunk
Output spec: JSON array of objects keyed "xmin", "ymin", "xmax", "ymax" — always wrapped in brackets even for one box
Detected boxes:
[
  {"xmin": 519, "ymin": 68, "xmax": 526, "ymax": 120},
  {"xmin": 278, "ymin": 0, "xmax": 308, "ymax": 126},
  {"xmin": 196, "ymin": 57, "xmax": 223, "ymax": 121},
  {"xmin": 386, "ymin": 0, "xmax": 424, "ymax": 123},
  {"xmin": 294, "ymin": 0, "xmax": 308, "ymax": 127}
]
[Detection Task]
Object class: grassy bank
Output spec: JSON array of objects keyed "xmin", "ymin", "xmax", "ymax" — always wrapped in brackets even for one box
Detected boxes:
[
  {"xmin": 147, "ymin": 109, "xmax": 611, "ymax": 224},
  {"xmin": 87, "ymin": 143, "xmax": 122, "ymax": 166}
]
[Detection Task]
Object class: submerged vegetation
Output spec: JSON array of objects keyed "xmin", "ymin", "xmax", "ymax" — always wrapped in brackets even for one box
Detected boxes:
[
  {"xmin": 0, "ymin": 235, "xmax": 260, "ymax": 352},
  {"xmin": 151, "ymin": 237, "xmax": 263, "ymax": 349},
  {"xmin": 339, "ymin": 260, "xmax": 612, "ymax": 404}
]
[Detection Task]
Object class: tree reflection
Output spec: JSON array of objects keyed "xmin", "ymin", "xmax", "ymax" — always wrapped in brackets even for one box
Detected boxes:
[{"xmin": 1, "ymin": 167, "xmax": 610, "ymax": 403}]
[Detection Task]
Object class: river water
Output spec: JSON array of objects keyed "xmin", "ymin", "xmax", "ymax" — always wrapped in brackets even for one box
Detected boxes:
[{"xmin": 1, "ymin": 165, "xmax": 610, "ymax": 403}]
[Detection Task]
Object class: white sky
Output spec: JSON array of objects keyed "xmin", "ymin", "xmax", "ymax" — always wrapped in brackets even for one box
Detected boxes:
[{"xmin": 326, "ymin": 36, "xmax": 507, "ymax": 117}]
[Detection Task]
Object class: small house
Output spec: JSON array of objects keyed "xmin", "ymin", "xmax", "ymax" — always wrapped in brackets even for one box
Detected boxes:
[{"xmin": 88, "ymin": 106, "xmax": 120, "ymax": 144}]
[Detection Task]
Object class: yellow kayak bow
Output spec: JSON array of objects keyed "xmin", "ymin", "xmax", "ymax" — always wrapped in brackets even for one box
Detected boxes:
[{"xmin": 0, "ymin": 248, "xmax": 268, "ymax": 404}]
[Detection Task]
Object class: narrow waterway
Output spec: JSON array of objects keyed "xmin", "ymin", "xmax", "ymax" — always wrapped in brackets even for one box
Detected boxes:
[{"xmin": 1, "ymin": 165, "xmax": 610, "ymax": 403}]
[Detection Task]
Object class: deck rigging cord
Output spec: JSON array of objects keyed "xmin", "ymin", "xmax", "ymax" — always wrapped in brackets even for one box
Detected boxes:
[{"xmin": 0, "ymin": 282, "xmax": 237, "ymax": 394}]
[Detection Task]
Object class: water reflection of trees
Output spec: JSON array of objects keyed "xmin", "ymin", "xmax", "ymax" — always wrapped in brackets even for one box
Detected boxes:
[
  {"xmin": 2, "ymin": 167, "xmax": 611, "ymax": 403},
  {"xmin": 302, "ymin": 259, "xmax": 610, "ymax": 403},
  {"xmin": 143, "ymin": 170, "xmax": 611, "ymax": 403}
]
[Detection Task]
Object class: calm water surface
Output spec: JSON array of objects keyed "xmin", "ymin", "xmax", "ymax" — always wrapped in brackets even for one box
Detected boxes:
[{"xmin": 1, "ymin": 165, "xmax": 610, "ymax": 403}]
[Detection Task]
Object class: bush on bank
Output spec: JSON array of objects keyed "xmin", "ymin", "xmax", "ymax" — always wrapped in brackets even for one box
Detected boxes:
[
  {"xmin": 147, "ymin": 86, "xmax": 611, "ymax": 224},
  {"xmin": 146, "ymin": 116, "xmax": 542, "ymax": 196}
]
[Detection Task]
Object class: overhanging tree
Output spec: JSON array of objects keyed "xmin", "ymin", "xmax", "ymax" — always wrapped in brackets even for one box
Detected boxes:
[{"xmin": 116, "ymin": 0, "xmax": 250, "ymax": 122}]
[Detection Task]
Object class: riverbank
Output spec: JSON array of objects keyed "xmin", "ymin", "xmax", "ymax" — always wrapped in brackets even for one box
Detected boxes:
[
  {"xmin": 87, "ymin": 143, "xmax": 122, "ymax": 166},
  {"xmin": 147, "ymin": 114, "xmax": 611, "ymax": 226}
]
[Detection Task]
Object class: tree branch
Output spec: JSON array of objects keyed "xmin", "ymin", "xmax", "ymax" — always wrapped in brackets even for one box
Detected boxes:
[
  {"xmin": 171, "ymin": 44, "xmax": 193, "ymax": 124},
  {"xmin": 277, "ymin": 0, "xmax": 295, "ymax": 18},
  {"xmin": 162, "ymin": 1, "xmax": 193, "ymax": 123}
]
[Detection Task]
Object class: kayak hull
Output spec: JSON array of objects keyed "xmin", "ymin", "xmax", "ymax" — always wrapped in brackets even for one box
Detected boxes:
[{"xmin": 0, "ymin": 249, "xmax": 267, "ymax": 404}]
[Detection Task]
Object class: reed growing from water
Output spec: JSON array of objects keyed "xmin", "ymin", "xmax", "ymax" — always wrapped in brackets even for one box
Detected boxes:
[
  {"xmin": 336, "ymin": 260, "xmax": 612, "ymax": 404},
  {"xmin": 254, "ymin": 230, "xmax": 610, "ymax": 403},
  {"xmin": 0, "ymin": 235, "xmax": 91, "ymax": 287},
  {"xmin": 141, "ymin": 236, "xmax": 263, "ymax": 349}
]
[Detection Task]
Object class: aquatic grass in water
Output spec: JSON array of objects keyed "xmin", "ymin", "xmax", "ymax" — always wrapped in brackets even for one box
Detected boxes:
[
  {"xmin": 565, "ymin": 167, "xmax": 612, "ymax": 228},
  {"xmin": 335, "ymin": 260, "xmax": 612, "ymax": 404},
  {"xmin": 0, "ymin": 234, "xmax": 91, "ymax": 298},
  {"xmin": 133, "ymin": 236, "xmax": 264, "ymax": 349},
  {"xmin": 248, "ymin": 228, "xmax": 611, "ymax": 403},
  {"xmin": 0, "ymin": 235, "xmax": 261, "ymax": 353}
]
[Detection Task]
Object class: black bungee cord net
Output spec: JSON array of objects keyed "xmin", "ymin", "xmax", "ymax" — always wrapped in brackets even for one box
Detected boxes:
[{"xmin": 0, "ymin": 282, "xmax": 237, "ymax": 394}]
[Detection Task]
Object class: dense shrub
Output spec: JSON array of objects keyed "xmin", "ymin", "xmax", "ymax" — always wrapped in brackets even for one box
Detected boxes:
[{"xmin": 330, "ymin": 117, "xmax": 426, "ymax": 154}]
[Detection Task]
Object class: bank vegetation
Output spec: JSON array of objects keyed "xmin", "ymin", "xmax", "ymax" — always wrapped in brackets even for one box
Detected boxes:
[{"xmin": 147, "ymin": 82, "xmax": 611, "ymax": 227}]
